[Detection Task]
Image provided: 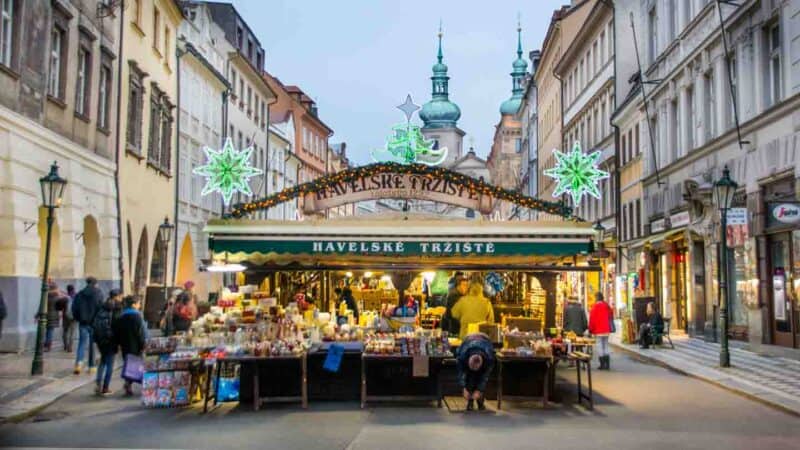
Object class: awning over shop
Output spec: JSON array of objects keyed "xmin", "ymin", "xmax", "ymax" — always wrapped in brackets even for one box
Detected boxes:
[{"xmin": 205, "ymin": 216, "xmax": 596, "ymax": 269}]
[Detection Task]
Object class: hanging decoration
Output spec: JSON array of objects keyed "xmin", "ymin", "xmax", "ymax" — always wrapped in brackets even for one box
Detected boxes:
[
  {"xmin": 371, "ymin": 94, "xmax": 448, "ymax": 166},
  {"xmin": 227, "ymin": 161, "xmax": 582, "ymax": 221},
  {"xmin": 194, "ymin": 137, "xmax": 263, "ymax": 206},
  {"xmin": 484, "ymin": 272, "xmax": 506, "ymax": 298},
  {"xmin": 544, "ymin": 141, "xmax": 609, "ymax": 206}
]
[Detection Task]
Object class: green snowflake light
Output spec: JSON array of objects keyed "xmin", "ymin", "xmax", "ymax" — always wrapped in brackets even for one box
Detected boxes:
[
  {"xmin": 544, "ymin": 141, "xmax": 609, "ymax": 205},
  {"xmin": 371, "ymin": 95, "xmax": 448, "ymax": 166},
  {"xmin": 193, "ymin": 137, "xmax": 263, "ymax": 206}
]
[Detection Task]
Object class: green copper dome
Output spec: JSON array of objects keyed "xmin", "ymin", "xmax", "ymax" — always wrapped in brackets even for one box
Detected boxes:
[
  {"xmin": 500, "ymin": 25, "xmax": 528, "ymax": 116},
  {"xmin": 420, "ymin": 30, "xmax": 461, "ymax": 129}
]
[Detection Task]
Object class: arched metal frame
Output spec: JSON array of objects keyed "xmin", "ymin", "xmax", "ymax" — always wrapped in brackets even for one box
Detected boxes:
[{"xmin": 229, "ymin": 162, "xmax": 583, "ymax": 221}]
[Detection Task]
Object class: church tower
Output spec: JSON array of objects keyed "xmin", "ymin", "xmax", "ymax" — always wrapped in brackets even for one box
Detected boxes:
[{"xmin": 419, "ymin": 24, "xmax": 465, "ymax": 166}]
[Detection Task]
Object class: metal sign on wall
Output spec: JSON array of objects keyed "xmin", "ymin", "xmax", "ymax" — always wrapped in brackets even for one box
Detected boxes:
[
  {"xmin": 767, "ymin": 202, "xmax": 800, "ymax": 229},
  {"xmin": 301, "ymin": 172, "xmax": 494, "ymax": 214}
]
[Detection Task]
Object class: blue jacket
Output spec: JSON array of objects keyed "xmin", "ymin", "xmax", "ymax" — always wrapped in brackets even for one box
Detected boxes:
[{"xmin": 456, "ymin": 333, "xmax": 495, "ymax": 392}]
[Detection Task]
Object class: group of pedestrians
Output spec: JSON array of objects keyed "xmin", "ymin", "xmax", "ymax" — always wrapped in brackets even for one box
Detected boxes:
[
  {"xmin": 563, "ymin": 292, "xmax": 615, "ymax": 370},
  {"xmin": 42, "ymin": 276, "xmax": 147, "ymax": 397}
]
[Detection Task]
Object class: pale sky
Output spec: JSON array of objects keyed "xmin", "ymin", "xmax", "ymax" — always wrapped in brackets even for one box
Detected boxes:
[{"xmin": 232, "ymin": 0, "xmax": 568, "ymax": 164}]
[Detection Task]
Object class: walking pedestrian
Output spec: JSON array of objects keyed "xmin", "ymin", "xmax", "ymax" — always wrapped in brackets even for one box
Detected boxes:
[
  {"xmin": 57, "ymin": 284, "xmax": 76, "ymax": 352},
  {"xmin": 113, "ymin": 295, "xmax": 147, "ymax": 397},
  {"xmin": 456, "ymin": 333, "xmax": 495, "ymax": 411},
  {"xmin": 71, "ymin": 277, "xmax": 105, "ymax": 374},
  {"xmin": 44, "ymin": 281, "xmax": 67, "ymax": 352},
  {"xmin": 588, "ymin": 292, "xmax": 615, "ymax": 370},
  {"xmin": 0, "ymin": 291, "xmax": 6, "ymax": 340},
  {"xmin": 92, "ymin": 297, "xmax": 117, "ymax": 395}
]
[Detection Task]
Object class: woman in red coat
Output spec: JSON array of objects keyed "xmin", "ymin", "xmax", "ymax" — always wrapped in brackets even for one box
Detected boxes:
[{"xmin": 588, "ymin": 292, "xmax": 615, "ymax": 370}]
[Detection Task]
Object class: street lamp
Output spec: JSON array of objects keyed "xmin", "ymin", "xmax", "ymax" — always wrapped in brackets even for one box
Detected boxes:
[
  {"xmin": 158, "ymin": 217, "xmax": 175, "ymax": 311},
  {"xmin": 32, "ymin": 162, "xmax": 67, "ymax": 376},
  {"xmin": 713, "ymin": 165, "xmax": 738, "ymax": 368}
]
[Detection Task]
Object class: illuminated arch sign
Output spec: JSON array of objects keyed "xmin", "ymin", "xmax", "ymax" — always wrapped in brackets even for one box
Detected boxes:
[{"xmin": 302, "ymin": 171, "xmax": 494, "ymax": 214}]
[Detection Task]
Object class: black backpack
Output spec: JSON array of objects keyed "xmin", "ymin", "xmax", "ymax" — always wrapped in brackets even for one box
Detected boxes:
[{"xmin": 92, "ymin": 307, "xmax": 114, "ymax": 347}]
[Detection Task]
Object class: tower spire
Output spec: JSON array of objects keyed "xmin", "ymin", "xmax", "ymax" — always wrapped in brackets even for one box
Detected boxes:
[
  {"xmin": 517, "ymin": 13, "xmax": 523, "ymax": 59},
  {"xmin": 437, "ymin": 19, "xmax": 443, "ymax": 64}
]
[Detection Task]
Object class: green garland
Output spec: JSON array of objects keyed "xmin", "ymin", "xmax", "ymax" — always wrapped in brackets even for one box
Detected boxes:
[{"xmin": 228, "ymin": 162, "xmax": 583, "ymax": 221}]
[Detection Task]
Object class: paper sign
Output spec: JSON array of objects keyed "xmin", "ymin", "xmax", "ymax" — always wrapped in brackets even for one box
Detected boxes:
[{"xmin": 412, "ymin": 355, "xmax": 429, "ymax": 377}]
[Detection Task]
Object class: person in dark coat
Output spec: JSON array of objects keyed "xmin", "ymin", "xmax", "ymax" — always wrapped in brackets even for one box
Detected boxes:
[
  {"xmin": 638, "ymin": 302, "xmax": 664, "ymax": 349},
  {"xmin": 340, "ymin": 287, "xmax": 359, "ymax": 320},
  {"xmin": 57, "ymin": 284, "xmax": 77, "ymax": 352},
  {"xmin": 441, "ymin": 274, "xmax": 468, "ymax": 337},
  {"xmin": 92, "ymin": 298, "xmax": 117, "ymax": 395},
  {"xmin": 44, "ymin": 281, "xmax": 66, "ymax": 351},
  {"xmin": 113, "ymin": 295, "xmax": 147, "ymax": 396},
  {"xmin": 71, "ymin": 277, "xmax": 105, "ymax": 374},
  {"xmin": 562, "ymin": 295, "xmax": 588, "ymax": 335},
  {"xmin": 456, "ymin": 333, "xmax": 496, "ymax": 411}
]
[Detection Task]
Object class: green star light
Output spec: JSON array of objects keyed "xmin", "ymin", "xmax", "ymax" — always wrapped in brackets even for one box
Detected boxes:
[
  {"xmin": 193, "ymin": 137, "xmax": 263, "ymax": 206},
  {"xmin": 544, "ymin": 141, "xmax": 609, "ymax": 205},
  {"xmin": 371, "ymin": 123, "xmax": 448, "ymax": 166}
]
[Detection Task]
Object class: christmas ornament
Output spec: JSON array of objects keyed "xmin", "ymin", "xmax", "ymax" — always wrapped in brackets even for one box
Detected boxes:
[
  {"xmin": 371, "ymin": 95, "xmax": 447, "ymax": 166},
  {"xmin": 544, "ymin": 141, "xmax": 609, "ymax": 205},
  {"xmin": 194, "ymin": 137, "xmax": 263, "ymax": 205}
]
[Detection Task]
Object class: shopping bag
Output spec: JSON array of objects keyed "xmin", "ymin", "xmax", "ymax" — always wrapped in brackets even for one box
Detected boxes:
[
  {"xmin": 122, "ymin": 354, "xmax": 144, "ymax": 383},
  {"xmin": 323, "ymin": 343, "xmax": 344, "ymax": 373}
]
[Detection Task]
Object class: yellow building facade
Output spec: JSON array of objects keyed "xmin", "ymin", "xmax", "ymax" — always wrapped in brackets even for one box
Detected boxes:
[{"xmin": 118, "ymin": 0, "xmax": 183, "ymax": 296}]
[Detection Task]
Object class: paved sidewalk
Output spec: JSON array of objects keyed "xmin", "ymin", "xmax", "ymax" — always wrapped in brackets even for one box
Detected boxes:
[
  {"xmin": 611, "ymin": 333, "xmax": 800, "ymax": 416},
  {"xmin": 0, "ymin": 347, "xmax": 105, "ymax": 423}
]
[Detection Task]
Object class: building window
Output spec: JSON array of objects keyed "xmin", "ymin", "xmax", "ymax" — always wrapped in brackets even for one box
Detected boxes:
[
  {"xmin": 239, "ymin": 79, "xmax": 244, "ymax": 109},
  {"xmin": 0, "ymin": 0, "xmax": 13, "ymax": 67},
  {"xmin": 704, "ymin": 70, "xmax": 715, "ymax": 140},
  {"xmin": 159, "ymin": 97, "xmax": 173, "ymax": 172},
  {"xmin": 686, "ymin": 86, "xmax": 695, "ymax": 150},
  {"xmin": 152, "ymin": 7, "xmax": 160, "ymax": 53},
  {"xmin": 48, "ymin": 27, "xmax": 64, "ymax": 98},
  {"xmin": 634, "ymin": 123, "xmax": 640, "ymax": 157},
  {"xmin": 768, "ymin": 22, "xmax": 781, "ymax": 106},
  {"xmin": 236, "ymin": 26, "xmax": 243, "ymax": 49},
  {"xmin": 148, "ymin": 86, "xmax": 162, "ymax": 166},
  {"xmin": 75, "ymin": 47, "xmax": 91, "ymax": 117},
  {"xmin": 635, "ymin": 198, "xmax": 642, "ymax": 237},
  {"xmin": 515, "ymin": 138, "xmax": 522, "ymax": 153},
  {"xmin": 669, "ymin": 98, "xmax": 678, "ymax": 160},
  {"xmin": 98, "ymin": 64, "xmax": 111, "ymax": 130},
  {"xmin": 126, "ymin": 63, "xmax": 145, "ymax": 154},
  {"xmin": 247, "ymin": 85, "xmax": 252, "ymax": 117},
  {"xmin": 728, "ymin": 52, "xmax": 737, "ymax": 129},
  {"xmin": 164, "ymin": 27, "xmax": 171, "ymax": 66},
  {"xmin": 648, "ymin": 6, "xmax": 658, "ymax": 64},
  {"xmin": 621, "ymin": 134, "xmax": 627, "ymax": 165}
]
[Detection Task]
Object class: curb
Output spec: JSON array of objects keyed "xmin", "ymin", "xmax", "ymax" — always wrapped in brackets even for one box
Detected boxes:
[{"xmin": 611, "ymin": 343, "xmax": 800, "ymax": 418}]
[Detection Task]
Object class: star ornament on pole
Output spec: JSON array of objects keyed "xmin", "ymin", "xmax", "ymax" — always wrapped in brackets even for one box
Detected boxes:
[
  {"xmin": 544, "ymin": 141, "xmax": 609, "ymax": 205},
  {"xmin": 193, "ymin": 137, "xmax": 263, "ymax": 206}
]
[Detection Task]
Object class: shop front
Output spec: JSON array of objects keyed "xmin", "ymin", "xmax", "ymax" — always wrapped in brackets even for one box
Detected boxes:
[{"xmin": 763, "ymin": 185, "xmax": 800, "ymax": 348}]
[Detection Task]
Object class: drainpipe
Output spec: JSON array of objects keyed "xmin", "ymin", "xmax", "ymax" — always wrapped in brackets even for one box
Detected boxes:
[
  {"xmin": 113, "ymin": 2, "xmax": 125, "ymax": 291},
  {"xmin": 173, "ymin": 45, "xmax": 185, "ymax": 285}
]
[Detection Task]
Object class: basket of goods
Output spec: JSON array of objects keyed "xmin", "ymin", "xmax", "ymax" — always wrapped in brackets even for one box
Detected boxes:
[{"xmin": 532, "ymin": 339, "xmax": 553, "ymax": 358}]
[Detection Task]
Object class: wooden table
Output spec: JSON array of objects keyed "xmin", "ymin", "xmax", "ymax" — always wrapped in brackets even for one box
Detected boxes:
[
  {"xmin": 496, "ymin": 354, "xmax": 552, "ymax": 410},
  {"xmin": 205, "ymin": 354, "xmax": 308, "ymax": 412},
  {"xmin": 360, "ymin": 354, "xmax": 446, "ymax": 408},
  {"xmin": 569, "ymin": 351, "xmax": 593, "ymax": 410}
]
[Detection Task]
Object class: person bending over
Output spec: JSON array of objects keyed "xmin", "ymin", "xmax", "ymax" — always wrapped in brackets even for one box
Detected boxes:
[{"xmin": 456, "ymin": 333, "xmax": 495, "ymax": 411}]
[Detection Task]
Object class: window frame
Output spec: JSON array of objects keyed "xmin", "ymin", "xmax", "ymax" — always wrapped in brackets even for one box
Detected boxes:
[
  {"xmin": 97, "ymin": 62, "xmax": 112, "ymax": 131},
  {"xmin": 75, "ymin": 45, "xmax": 92, "ymax": 118},
  {"xmin": 768, "ymin": 22, "xmax": 781, "ymax": 106},
  {"xmin": 0, "ymin": 0, "xmax": 14, "ymax": 68},
  {"xmin": 47, "ymin": 26, "xmax": 64, "ymax": 99},
  {"xmin": 126, "ymin": 62, "xmax": 146, "ymax": 156}
]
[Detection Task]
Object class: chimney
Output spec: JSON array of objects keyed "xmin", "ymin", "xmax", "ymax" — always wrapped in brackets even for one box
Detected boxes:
[{"xmin": 529, "ymin": 50, "xmax": 541, "ymax": 74}]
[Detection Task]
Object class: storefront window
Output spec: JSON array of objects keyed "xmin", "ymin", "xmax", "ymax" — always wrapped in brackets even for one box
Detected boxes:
[{"xmin": 731, "ymin": 246, "xmax": 749, "ymax": 327}]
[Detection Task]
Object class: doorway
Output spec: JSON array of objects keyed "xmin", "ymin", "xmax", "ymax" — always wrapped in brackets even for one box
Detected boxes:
[{"xmin": 769, "ymin": 232, "xmax": 795, "ymax": 347}]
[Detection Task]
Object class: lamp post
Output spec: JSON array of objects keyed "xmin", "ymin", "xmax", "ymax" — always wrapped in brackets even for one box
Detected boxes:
[
  {"xmin": 32, "ymin": 162, "xmax": 67, "ymax": 376},
  {"xmin": 713, "ymin": 165, "xmax": 737, "ymax": 368},
  {"xmin": 158, "ymin": 217, "xmax": 175, "ymax": 311}
]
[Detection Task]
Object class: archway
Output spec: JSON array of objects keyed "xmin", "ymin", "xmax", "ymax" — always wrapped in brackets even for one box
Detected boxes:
[
  {"xmin": 37, "ymin": 207, "xmax": 62, "ymax": 278},
  {"xmin": 82, "ymin": 215, "xmax": 100, "ymax": 278},
  {"xmin": 149, "ymin": 232, "xmax": 167, "ymax": 286},
  {"xmin": 133, "ymin": 227, "xmax": 148, "ymax": 294},
  {"xmin": 229, "ymin": 162, "xmax": 581, "ymax": 221},
  {"xmin": 176, "ymin": 233, "xmax": 195, "ymax": 287}
]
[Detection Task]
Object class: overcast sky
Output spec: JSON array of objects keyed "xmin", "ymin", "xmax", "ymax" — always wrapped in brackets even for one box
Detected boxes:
[{"xmin": 232, "ymin": 0, "xmax": 567, "ymax": 164}]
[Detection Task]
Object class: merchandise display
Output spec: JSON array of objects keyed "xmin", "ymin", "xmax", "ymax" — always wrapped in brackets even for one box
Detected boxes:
[{"xmin": 363, "ymin": 330, "xmax": 451, "ymax": 357}]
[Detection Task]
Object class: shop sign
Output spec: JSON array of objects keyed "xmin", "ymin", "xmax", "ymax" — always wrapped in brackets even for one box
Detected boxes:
[
  {"xmin": 212, "ymin": 238, "xmax": 591, "ymax": 258},
  {"xmin": 768, "ymin": 202, "xmax": 800, "ymax": 228},
  {"xmin": 670, "ymin": 211, "xmax": 690, "ymax": 228},
  {"xmin": 651, "ymin": 218, "xmax": 666, "ymax": 233},
  {"xmin": 726, "ymin": 207, "xmax": 748, "ymax": 247},
  {"xmin": 302, "ymin": 172, "xmax": 494, "ymax": 214}
]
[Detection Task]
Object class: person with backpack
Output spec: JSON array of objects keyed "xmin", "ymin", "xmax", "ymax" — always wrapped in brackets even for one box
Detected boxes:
[
  {"xmin": 71, "ymin": 277, "xmax": 105, "ymax": 374},
  {"xmin": 113, "ymin": 295, "xmax": 147, "ymax": 396},
  {"xmin": 92, "ymin": 297, "xmax": 118, "ymax": 395}
]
